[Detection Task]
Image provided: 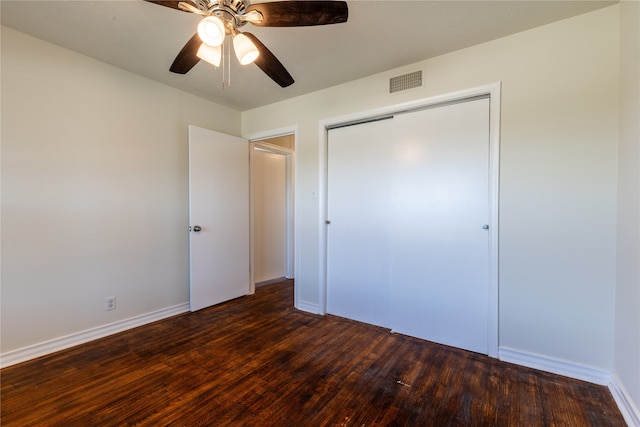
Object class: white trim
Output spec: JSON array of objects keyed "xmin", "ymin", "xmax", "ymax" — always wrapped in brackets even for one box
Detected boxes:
[
  {"xmin": 244, "ymin": 125, "xmax": 299, "ymax": 142},
  {"xmin": 487, "ymin": 83, "xmax": 501, "ymax": 358},
  {"xmin": 498, "ymin": 347, "xmax": 611, "ymax": 386},
  {"xmin": 610, "ymin": 373, "xmax": 640, "ymax": 427},
  {"xmin": 318, "ymin": 82, "xmax": 502, "ymax": 356},
  {"xmin": 320, "ymin": 83, "xmax": 501, "ymax": 134},
  {"xmin": 0, "ymin": 303, "xmax": 189, "ymax": 368},
  {"xmin": 318, "ymin": 121, "xmax": 329, "ymax": 315},
  {"xmin": 296, "ymin": 300, "xmax": 322, "ymax": 315}
]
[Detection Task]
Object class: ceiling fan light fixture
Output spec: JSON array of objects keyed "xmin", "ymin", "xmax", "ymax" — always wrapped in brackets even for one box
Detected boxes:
[
  {"xmin": 196, "ymin": 43, "xmax": 221, "ymax": 67},
  {"xmin": 197, "ymin": 16, "xmax": 225, "ymax": 47},
  {"xmin": 233, "ymin": 33, "xmax": 259, "ymax": 65}
]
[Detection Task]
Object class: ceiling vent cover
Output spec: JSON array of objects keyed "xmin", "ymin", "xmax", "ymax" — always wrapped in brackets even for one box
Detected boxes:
[{"xmin": 389, "ymin": 70, "xmax": 422, "ymax": 93}]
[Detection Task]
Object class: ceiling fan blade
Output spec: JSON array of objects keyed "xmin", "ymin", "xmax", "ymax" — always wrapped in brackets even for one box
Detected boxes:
[
  {"xmin": 170, "ymin": 33, "xmax": 201, "ymax": 74},
  {"xmin": 246, "ymin": 1, "xmax": 348, "ymax": 27},
  {"xmin": 143, "ymin": 1, "xmax": 185, "ymax": 12},
  {"xmin": 243, "ymin": 33, "xmax": 294, "ymax": 87}
]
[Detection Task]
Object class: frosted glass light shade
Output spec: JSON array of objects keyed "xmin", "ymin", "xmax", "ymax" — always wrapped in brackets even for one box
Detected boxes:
[
  {"xmin": 196, "ymin": 43, "xmax": 221, "ymax": 67},
  {"xmin": 197, "ymin": 16, "xmax": 225, "ymax": 47},
  {"xmin": 233, "ymin": 33, "xmax": 259, "ymax": 65}
]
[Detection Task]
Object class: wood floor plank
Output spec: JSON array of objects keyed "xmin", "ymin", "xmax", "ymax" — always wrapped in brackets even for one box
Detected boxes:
[{"xmin": 1, "ymin": 280, "xmax": 625, "ymax": 426}]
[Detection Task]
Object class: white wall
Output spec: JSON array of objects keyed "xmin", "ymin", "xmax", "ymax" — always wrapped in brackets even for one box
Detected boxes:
[
  {"xmin": 614, "ymin": 1, "xmax": 640, "ymax": 423},
  {"xmin": 242, "ymin": 6, "xmax": 620, "ymax": 374},
  {"xmin": 1, "ymin": 27, "xmax": 241, "ymax": 353}
]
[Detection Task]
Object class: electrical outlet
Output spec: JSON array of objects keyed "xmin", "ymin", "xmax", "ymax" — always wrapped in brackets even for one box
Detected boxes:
[{"xmin": 104, "ymin": 296, "xmax": 116, "ymax": 311}]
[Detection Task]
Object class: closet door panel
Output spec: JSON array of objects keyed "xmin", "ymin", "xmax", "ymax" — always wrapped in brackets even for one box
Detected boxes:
[
  {"xmin": 327, "ymin": 119, "xmax": 394, "ymax": 327},
  {"xmin": 389, "ymin": 98, "xmax": 490, "ymax": 354}
]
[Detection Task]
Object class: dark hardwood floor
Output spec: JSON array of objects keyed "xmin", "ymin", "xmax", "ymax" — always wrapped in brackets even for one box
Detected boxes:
[{"xmin": 1, "ymin": 280, "xmax": 624, "ymax": 426}]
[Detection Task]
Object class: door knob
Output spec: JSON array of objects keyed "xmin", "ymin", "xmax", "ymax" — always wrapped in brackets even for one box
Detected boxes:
[
  {"xmin": 193, "ymin": 225, "xmax": 202, "ymax": 232},
  {"xmin": 482, "ymin": 224, "xmax": 489, "ymax": 230}
]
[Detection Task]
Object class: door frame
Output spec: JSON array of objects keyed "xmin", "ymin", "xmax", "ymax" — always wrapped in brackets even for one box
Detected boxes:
[
  {"xmin": 245, "ymin": 126, "xmax": 298, "ymax": 296},
  {"xmin": 318, "ymin": 83, "xmax": 501, "ymax": 357}
]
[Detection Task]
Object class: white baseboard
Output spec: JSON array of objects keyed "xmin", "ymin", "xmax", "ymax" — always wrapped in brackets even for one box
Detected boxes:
[
  {"xmin": 610, "ymin": 373, "xmax": 640, "ymax": 427},
  {"xmin": 0, "ymin": 303, "xmax": 189, "ymax": 369},
  {"xmin": 295, "ymin": 300, "xmax": 321, "ymax": 315},
  {"xmin": 498, "ymin": 347, "xmax": 611, "ymax": 385}
]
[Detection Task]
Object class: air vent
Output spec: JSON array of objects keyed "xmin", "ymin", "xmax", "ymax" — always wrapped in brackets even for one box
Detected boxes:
[{"xmin": 389, "ymin": 70, "xmax": 423, "ymax": 93}]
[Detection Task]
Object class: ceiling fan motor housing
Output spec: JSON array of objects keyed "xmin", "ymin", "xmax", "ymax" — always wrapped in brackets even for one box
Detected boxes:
[
  {"xmin": 223, "ymin": 0, "xmax": 248, "ymax": 15},
  {"xmin": 206, "ymin": 0, "xmax": 251, "ymax": 31}
]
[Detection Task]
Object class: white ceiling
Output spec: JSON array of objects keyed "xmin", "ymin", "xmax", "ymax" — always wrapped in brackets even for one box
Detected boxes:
[{"xmin": 1, "ymin": 0, "xmax": 615, "ymax": 111}]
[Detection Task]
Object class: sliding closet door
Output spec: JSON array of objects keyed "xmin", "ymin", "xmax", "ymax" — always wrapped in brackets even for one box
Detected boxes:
[
  {"xmin": 326, "ymin": 119, "xmax": 395, "ymax": 327},
  {"xmin": 327, "ymin": 98, "xmax": 491, "ymax": 354},
  {"xmin": 389, "ymin": 98, "xmax": 490, "ymax": 354}
]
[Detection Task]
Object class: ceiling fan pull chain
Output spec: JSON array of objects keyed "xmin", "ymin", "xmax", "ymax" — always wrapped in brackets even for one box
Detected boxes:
[
  {"xmin": 221, "ymin": 38, "xmax": 226, "ymax": 89},
  {"xmin": 226, "ymin": 36, "xmax": 232, "ymax": 88},
  {"xmin": 221, "ymin": 36, "xmax": 231, "ymax": 89}
]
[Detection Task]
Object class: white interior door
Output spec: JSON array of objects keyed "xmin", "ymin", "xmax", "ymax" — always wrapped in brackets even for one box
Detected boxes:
[
  {"xmin": 327, "ymin": 98, "xmax": 491, "ymax": 354},
  {"xmin": 189, "ymin": 125, "xmax": 249, "ymax": 312}
]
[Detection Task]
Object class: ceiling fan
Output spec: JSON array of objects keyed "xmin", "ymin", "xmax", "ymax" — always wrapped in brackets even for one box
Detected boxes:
[{"xmin": 145, "ymin": 0, "xmax": 349, "ymax": 87}]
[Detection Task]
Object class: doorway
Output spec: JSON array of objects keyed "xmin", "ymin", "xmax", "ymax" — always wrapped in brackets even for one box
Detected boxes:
[{"xmin": 250, "ymin": 135, "xmax": 295, "ymax": 290}]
